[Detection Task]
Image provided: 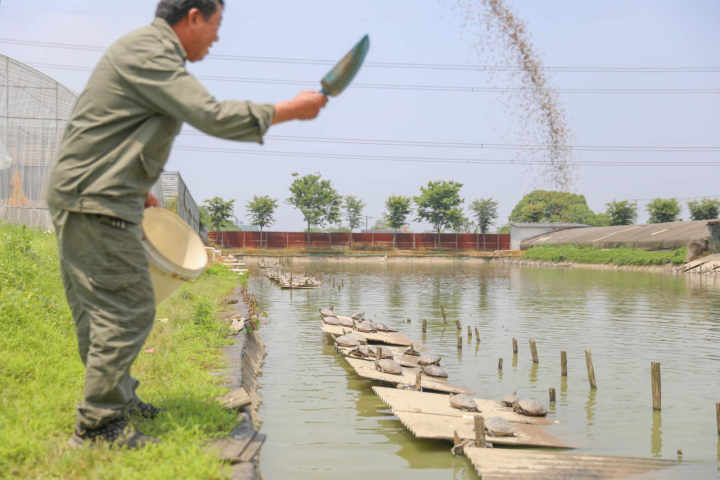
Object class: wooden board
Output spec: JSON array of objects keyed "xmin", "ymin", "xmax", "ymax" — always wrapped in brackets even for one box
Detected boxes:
[
  {"xmin": 322, "ymin": 324, "xmax": 414, "ymax": 346},
  {"xmin": 336, "ymin": 345, "xmax": 428, "ymax": 367},
  {"xmin": 343, "ymin": 357, "xmax": 473, "ymax": 395},
  {"xmin": 463, "ymin": 447, "xmax": 676, "ymax": 479},
  {"xmin": 372, "ymin": 388, "xmax": 568, "ymax": 448},
  {"xmin": 372, "ymin": 387, "xmax": 552, "ymax": 425}
]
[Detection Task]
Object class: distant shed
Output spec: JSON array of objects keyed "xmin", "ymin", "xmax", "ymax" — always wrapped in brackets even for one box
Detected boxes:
[
  {"xmin": 510, "ymin": 222, "xmax": 588, "ymax": 250},
  {"xmin": 520, "ymin": 220, "xmax": 711, "ymax": 251}
]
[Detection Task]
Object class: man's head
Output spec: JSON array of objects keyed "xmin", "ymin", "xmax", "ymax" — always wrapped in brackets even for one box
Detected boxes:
[{"xmin": 155, "ymin": 0, "xmax": 224, "ymax": 62}]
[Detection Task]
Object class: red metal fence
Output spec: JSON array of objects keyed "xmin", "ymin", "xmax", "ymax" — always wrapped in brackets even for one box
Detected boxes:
[{"xmin": 209, "ymin": 231, "xmax": 510, "ymax": 251}]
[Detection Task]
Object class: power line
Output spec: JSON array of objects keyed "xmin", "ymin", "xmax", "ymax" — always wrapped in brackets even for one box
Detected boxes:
[
  {"xmin": 179, "ymin": 131, "xmax": 720, "ymax": 152},
  {"xmin": 2, "ymin": 37, "xmax": 719, "ymax": 73},
  {"xmin": 173, "ymin": 145, "xmax": 720, "ymax": 167},
  {"xmin": 23, "ymin": 62, "xmax": 720, "ymax": 95}
]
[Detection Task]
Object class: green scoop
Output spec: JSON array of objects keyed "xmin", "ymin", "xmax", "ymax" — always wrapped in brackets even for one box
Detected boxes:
[{"xmin": 320, "ymin": 34, "xmax": 370, "ymax": 97}]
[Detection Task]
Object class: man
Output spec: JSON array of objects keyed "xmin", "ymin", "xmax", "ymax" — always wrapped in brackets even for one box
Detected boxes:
[{"xmin": 46, "ymin": 0, "xmax": 327, "ymax": 448}]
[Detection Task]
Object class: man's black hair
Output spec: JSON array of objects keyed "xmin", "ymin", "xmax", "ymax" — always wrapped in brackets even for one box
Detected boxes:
[{"xmin": 155, "ymin": 0, "xmax": 224, "ymax": 26}]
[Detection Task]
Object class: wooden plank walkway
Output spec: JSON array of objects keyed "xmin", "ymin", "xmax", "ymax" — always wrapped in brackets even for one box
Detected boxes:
[
  {"xmin": 322, "ymin": 324, "xmax": 414, "ymax": 346},
  {"xmin": 373, "ymin": 387, "xmax": 568, "ymax": 448},
  {"xmin": 343, "ymin": 357, "xmax": 473, "ymax": 395},
  {"xmin": 462, "ymin": 447, "xmax": 676, "ymax": 479}
]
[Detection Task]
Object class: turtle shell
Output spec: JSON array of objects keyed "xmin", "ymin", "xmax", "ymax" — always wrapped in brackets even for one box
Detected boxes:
[
  {"xmin": 348, "ymin": 345, "xmax": 373, "ymax": 359},
  {"xmin": 375, "ymin": 359, "xmax": 403, "ymax": 375},
  {"xmin": 421, "ymin": 365, "xmax": 448, "ymax": 378},
  {"xmin": 502, "ymin": 393, "xmax": 518, "ymax": 407},
  {"xmin": 335, "ymin": 316, "xmax": 355, "ymax": 328},
  {"xmin": 417, "ymin": 354, "xmax": 441, "ymax": 366},
  {"xmin": 355, "ymin": 320, "xmax": 377, "ymax": 333},
  {"xmin": 323, "ymin": 316, "xmax": 341, "ymax": 326},
  {"xmin": 336, "ymin": 333, "xmax": 366, "ymax": 348},
  {"xmin": 449, "ymin": 394, "xmax": 477, "ymax": 412},
  {"xmin": 485, "ymin": 417, "xmax": 515, "ymax": 437},
  {"xmin": 320, "ymin": 308, "xmax": 336, "ymax": 318},
  {"xmin": 351, "ymin": 312, "xmax": 365, "ymax": 320},
  {"xmin": 513, "ymin": 399, "xmax": 547, "ymax": 417}
]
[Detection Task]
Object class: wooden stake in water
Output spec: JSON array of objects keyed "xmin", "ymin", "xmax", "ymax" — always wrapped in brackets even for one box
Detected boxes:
[
  {"xmin": 474, "ymin": 327, "xmax": 480, "ymax": 342},
  {"xmin": 561, "ymin": 351, "xmax": 568, "ymax": 377},
  {"xmin": 415, "ymin": 371, "xmax": 422, "ymax": 391},
  {"xmin": 529, "ymin": 338, "xmax": 539, "ymax": 364},
  {"xmin": 512, "ymin": 337, "xmax": 518, "ymax": 354},
  {"xmin": 716, "ymin": 402, "xmax": 719, "ymax": 435},
  {"xmin": 456, "ymin": 319, "xmax": 462, "ymax": 331},
  {"xmin": 422, "ymin": 319, "xmax": 427, "ymax": 333},
  {"xmin": 457, "ymin": 334, "xmax": 463, "ymax": 350},
  {"xmin": 376, "ymin": 346, "xmax": 382, "ymax": 361},
  {"xmin": 585, "ymin": 348, "xmax": 597, "ymax": 389},
  {"xmin": 498, "ymin": 358, "xmax": 503, "ymax": 370},
  {"xmin": 549, "ymin": 387, "xmax": 556, "ymax": 403},
  {"xmin": 468, "ymin": 326, "xmax": 472, "ymax": 339},
  {"xmin": 651, "ymin": 362, "xmax": 662, "ymax": 411},
  {"xmin": 474, "ymin": 415, "xmax": 486, "ymax": 448},
  {"xmin": 441, "ymin": 305, "xmax": 447, "ymax": 324}
]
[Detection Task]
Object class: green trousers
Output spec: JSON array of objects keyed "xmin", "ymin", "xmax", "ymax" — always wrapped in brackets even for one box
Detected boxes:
[{"xmin": 51, "ymin": 209, "xmax": 155, "ymax": 433}]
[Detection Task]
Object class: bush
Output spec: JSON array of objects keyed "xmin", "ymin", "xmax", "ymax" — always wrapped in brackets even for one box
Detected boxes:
[{"xmin": 525, "ymin": 245, "xmax": 687, "ymax": 266}]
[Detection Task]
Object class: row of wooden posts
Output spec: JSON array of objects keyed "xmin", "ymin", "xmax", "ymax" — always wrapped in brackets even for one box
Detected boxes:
[{"xmin": 428, "ymin": 307, "xmax": 720, "ymax": 435}]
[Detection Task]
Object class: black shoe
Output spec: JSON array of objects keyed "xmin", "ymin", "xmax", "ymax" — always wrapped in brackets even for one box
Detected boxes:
[
  {"xmin": 67, "ymin": 418, "xmax": 159, "ymax": 449},
  {"xmin": 130, "ymin": 400, "xmax": 162, "ymax": 419}
]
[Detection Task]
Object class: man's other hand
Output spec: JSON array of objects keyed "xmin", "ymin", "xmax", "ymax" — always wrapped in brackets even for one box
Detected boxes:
[
  {"xmin": 273, "ymin": 91, "xmax": 328, "ymax": 124},
  {"xmin": 145, "ymin": 193, "xmax": 159, "ymax": 208}
]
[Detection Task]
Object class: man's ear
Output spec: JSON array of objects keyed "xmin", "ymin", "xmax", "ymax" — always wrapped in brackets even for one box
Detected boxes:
[{"xmin": 187, "ymin": 8, "xmax": 202, "ymax": 26}]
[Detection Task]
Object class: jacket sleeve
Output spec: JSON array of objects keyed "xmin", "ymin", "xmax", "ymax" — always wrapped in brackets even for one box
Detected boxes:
[{"xmin": 114, "ymin": 48, "xmax": 275, "ymax": 143}]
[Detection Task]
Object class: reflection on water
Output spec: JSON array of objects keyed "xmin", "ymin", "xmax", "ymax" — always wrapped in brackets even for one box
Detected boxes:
[
  {"xmin": 253, "ymin": 262, "xmax": 720, "ymax": 479},
  {"xmin": 652, "ymin": 411, "xmax": 663, "ymax": 457}
]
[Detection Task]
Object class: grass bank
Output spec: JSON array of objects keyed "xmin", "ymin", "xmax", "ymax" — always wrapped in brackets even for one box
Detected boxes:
[
  {"xmin": 0, "ymin": 223, "xmax": 246, "ymax": 479},
  {"xmin": 524, "ymin": 245, "xmax": 687, "ymax": 266}
]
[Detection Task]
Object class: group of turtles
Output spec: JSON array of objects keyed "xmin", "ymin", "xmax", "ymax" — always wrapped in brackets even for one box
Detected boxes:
[
  {"xmin": 323, "ymin": 305, "xmax": 547, "ymax": 443},
  {"xmin": 322, "ymin": 307, "xmax": 449, "ymax": 379}
]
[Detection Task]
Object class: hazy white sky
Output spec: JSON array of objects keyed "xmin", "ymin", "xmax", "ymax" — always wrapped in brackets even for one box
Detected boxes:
[{"xmin": 1, "ymin": 0, "xmax": 718, "ymax": 230}]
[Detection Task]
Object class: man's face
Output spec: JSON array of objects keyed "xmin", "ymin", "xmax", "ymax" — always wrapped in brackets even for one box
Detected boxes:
[{"xmin": 186, "ymin": 5, "xmax": 223, "ymax": 62}]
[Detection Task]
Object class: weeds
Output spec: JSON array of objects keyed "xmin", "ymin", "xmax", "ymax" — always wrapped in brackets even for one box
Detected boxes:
[{"xmin": 524, "ymin": 245, "xmax": 687, "ymax": 266}]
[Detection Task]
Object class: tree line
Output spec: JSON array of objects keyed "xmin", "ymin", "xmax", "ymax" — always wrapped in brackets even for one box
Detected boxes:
[{"xmin": 196, "ymin": 174, "xmax": 719, "ymax": 234}]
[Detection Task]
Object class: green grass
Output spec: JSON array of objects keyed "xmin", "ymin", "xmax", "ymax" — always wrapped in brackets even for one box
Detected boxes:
[
  {"xmin": 524, "ymin": 244, "xmax": 687, "ymax": 266},
  {"xmin": 0, "ymin": 223, "xmax": 247, "ymax": 479}
]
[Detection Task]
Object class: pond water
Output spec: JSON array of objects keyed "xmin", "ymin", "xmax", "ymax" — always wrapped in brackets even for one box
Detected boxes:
[{"xmin": 248, "ymin": 261, "xmax": 720, "ymax": 479}]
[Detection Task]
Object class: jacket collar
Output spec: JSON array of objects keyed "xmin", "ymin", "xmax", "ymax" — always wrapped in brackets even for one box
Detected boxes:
[{"xmin": 152, "ymin": 17, "xmax": 188, "ymax": 61}]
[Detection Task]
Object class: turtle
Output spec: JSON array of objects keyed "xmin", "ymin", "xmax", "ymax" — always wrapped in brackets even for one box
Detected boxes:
[
  {"xmin": 322, "ymin": 315, "xmax": 341, "ymax": 326},
  {"xmin": 449, "ymin": 394, "xmax": 477, "ymax": 412},
  {"xmin": 355, "ymin": 320, "xmax": 377, "ymax": 333},
  {"xmin": 421, "ymin": 365, "xmax": 448, "ymax": 378},
  {"xmin": 375, "ymin": 359, "xmax": 403, "ymax": 375},
  {"xmin": 335, "ymin": 315, "xmax": 355, "ymax": 328},
  {"xmin": 351, "ymin": 312, "xmax": 365, "ymax": 320},
  {"xmin": 403, "ymin": 344, "xmax": 421, "ymax": 356},
  {"xmin": 320, "ymin": 308, "xmax": 336, "ymax": 318},
  {"xmin": 375, "ymin": 322, "xmax": 398, "ymax": 332},
  {"xmin": 348, "ymin": 344, "xmax": 374, "ymax": 359},
  {"xmin": 485, "ymin": 417, "xmax": 516, "ymax": 437},
  {"xmin": 501, "ymin": 392, "xmax": 518, "ymax": 407},
  {"xmin": 417, "ymin": 354, "xmax": 441, "ymax": 366},
  {"xmin": 513, "ymin": 398, "xmax": 547, "ymax": 417},
  {"xmin": 335, "ymin": 333, "xmax": 367, "ymax": 348}
]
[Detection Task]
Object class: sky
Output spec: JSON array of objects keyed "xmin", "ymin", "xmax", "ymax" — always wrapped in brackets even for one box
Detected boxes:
[{"xmin": 1, "ymin": 0, "xmax": 718, "ymax": 230}]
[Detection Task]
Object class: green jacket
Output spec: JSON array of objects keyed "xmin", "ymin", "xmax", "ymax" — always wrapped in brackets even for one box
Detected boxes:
[{"xmin": 47, "ymin": 18, "xmax": 275, "ymax": 224}]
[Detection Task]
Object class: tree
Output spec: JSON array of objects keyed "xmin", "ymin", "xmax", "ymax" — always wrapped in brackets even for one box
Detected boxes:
[
  {"xmin": 344, "ymin": 195, "xmax": 365, "ymax": 232},
  {"xmin": 687, "ymin": 199, "xmax": 720, "ymax": 220},
  {"xmin": 414, "ymin": 180, "xmax": 465, "ymax": 247},
  {"xmin": 509, "ymin": 190, "xmax": 608, "ymax": 226},
  {"xmin": 470, "ymin": 198, "xmax": 498, "ymax": 234},
  {"xmin": 246, "ymin": 195, "xmax": 278, "ymax": 248},
  {"xmin": 384, "ymin": 195, "xmax": 412, "ymax": 248},
  {"xmin": 287, "ymin": 173, "xmax": 341, "ymax": 243},
  {"xmin": 203, "ymin": 197, "xmax": 236, "ymax": 247},
  {"xmin": 605, "ymin": 200, "xmax": 637, "ymax": 226},
  {"xmin": 647, "ymin": 198, "xmax": 681, "ymax": 223}
]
